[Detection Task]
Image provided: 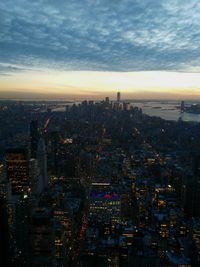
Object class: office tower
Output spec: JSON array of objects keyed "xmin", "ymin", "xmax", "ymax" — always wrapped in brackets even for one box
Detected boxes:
[
  {"xmin": 123, "ymin": 102, "xmax": 130, "ymax": 111},
  {"xmin": 29, "ymin": 158, "xmax": 41, "ymax": 194},
  {"xmin": 47, "ymin": 107, "xmax": 52, "ymax": 114},
  {"xmin": 105, "ymin": 96, "xmax": 110, "ymax": 104},
  {"xmin": 193, "ymin": 155, "xmax": 200, "ymax": 177},
  {"xmin": 0, "ymin": 197, "xmax": 10, "ymax": 267},
  {"xmin": 37, "ymin": 138, "xmax": 48, "ymax": 190},
  {"xmin": 5, "ymin": 149, "xmax": 33, "ymax": 265},
  {"xmin": 181, "ymin": 101, "xmax": 185, "ymax": 112},
  {"xmin": 64, "ymin": 152, "xmax": 76, "ymax": 178},
  {"xmin": 65, "ymin": 105, "xmax": 70, "ymax": 112},
  {"xmin": 49, "ymin": 131, "xmax": 59, "ymax": 176},
  {"xmin": 4, "ymin": 186, "xmax": 37, "ymax": 267},
  {"xmin": 191, "ymin": 219, "xmax": 200, "ymax": 266},
  {"xmin": 185, "ymin": 179, "xmax": 200, "ymax": 217},
  {"xmin": 117, "ymin": 91, "xmax": 121, "ymax": 102},
  {"xmin": 65, "ymin": 105, "xmax": 70, "ymax": 119},
  {"xmin": 30, "ymin": 120, "xmax": 39, "ymax": 159},
  {"xmin": 89, "ymin": 182, "xmax": 121, "ymax": 223},
  {"xmin": 14, "ymin": 196, "xmax": 32, "ymax": 266},
  {"xmin": 54, "ymin": 223, "xmax": 68, "ymax": 266},
  {"xmin": 5, "ymin": 148, "xmax": 30, "ymax": 195},
  {"xmin": 30, "ymin": 208, "xmax": 55, "ymax": 267}
]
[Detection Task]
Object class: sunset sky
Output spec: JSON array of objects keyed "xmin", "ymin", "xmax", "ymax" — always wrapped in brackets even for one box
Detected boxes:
[{"xmin": 0, "ymin": 0, "xmax": 200, "ymax": 100}]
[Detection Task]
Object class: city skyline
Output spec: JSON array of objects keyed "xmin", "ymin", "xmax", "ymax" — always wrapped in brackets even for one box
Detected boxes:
[
  {"xmin": 1, "ymin": 98, "xmax": 200, "ymax": 266},
  {"xmin": 0, "ymin": 0, "xmax": 200, "ymax": 99},
  {"xmin": 1, "ymin": 2, "xmax": 200, "ymax": 265}
]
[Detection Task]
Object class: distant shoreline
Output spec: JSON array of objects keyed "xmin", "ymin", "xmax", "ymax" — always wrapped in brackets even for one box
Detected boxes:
[{"xmin": 0, "ymin": 98, "xmax": 200, "ymax": 103}]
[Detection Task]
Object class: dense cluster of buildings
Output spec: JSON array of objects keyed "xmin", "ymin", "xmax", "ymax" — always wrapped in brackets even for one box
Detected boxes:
[{"xmin": 0, "ymin": 94, "xmax": 199, "ymax": 266}]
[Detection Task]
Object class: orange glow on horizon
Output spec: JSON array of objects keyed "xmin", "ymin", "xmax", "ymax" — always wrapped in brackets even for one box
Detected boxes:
[{"xmin": 0, "ymin": 70, "xmax": 200, "ymax": 100}]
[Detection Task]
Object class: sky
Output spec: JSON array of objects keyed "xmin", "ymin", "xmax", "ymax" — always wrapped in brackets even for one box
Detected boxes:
[{"xmin": 0, "ymin": 0, "xmax": 200, "ymax": 100}]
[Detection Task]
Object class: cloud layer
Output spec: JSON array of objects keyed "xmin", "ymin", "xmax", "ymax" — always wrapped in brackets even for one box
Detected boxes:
[{"xmin": 0, "ymin": 0, "xmax": 200, "ymax": 74}]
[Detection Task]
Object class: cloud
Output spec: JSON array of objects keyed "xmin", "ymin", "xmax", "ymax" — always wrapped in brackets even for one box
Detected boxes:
[{"xmin": 0, "ymin": 0, "xmax": 200, "ymax": 73}]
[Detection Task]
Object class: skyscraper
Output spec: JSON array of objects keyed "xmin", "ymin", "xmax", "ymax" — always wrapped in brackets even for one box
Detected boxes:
[
  {"xmin": 37, "ymin": 138, "xmax": 48, "ymax": 190},
  {"xmin": 105, "ymin": 96, "xmax": 109, "ymax": 104},
  {"xmin": 29, "ymin": 158, "xmax": 41, "ymax": 194},
  {"xmin": 0, "ymin": 196, "xmax": 10, "ymax": 267},
  {"xmin": 185, "ymin": 178, "xmax": 200, "ymax": 217},
  {"xmin": 5, "ymin": 148, "xmax": 30, "ymax": 195},
  {"xmin": 89, "ymin": 182, "xmax": 121, "ymax": 223},
  {"xmin": 30, "ymin": 120, "xmax": 39, "ymax": 159},
  {"xmin": 30, "ymin": 208, "xmax": 55, "ymax": 267},
  {"xmin": 181, "ymin": 101, "xmax": 185, "ymax": 112},
  {"xmin": 117, "ymin": 91, "xmax": 121, "ymax": 102}
]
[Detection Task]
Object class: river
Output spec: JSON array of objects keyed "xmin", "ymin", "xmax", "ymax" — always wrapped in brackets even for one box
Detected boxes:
[{"xmin": 131, "ymin": 101, "xmax": 200, "ymax": 122}]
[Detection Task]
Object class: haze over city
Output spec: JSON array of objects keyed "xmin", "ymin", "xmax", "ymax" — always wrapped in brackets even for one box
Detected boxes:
[{"xmin": 0, "ymin": 0, "xmax": 200, "ymax": 99}]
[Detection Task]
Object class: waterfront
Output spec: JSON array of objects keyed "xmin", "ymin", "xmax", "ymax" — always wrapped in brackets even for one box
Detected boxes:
[
  {"xmin": 52, "ymin": 100, "xmax": 200, "ymax": 122},
  {"xmin": 2, "ymin": 98, "xmax": 200, "ymax": 122},
  {"xmin": 132, "ymin": 101, "xmax": 200, "ymax": 122}
]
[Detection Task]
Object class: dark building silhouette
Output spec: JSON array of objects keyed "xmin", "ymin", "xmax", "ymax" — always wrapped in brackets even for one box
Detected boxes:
[
  {"xmin": 30, "ymin": 120, "xmax": 39, "ymax": 159},
  {"xmin": 185, "ymin": 178, "xmax": 200, "ymax": 218},
  {"xmin": 0, "ymin": 197, "xmax": 10, "ymax": 267},
  {"xmin": 117, "ymin": 91, "xmax": 121, "ymax": 102},
  {"xmin": 181, "ymin": 100, "xmax": 185, "ymax": 112},
  {"xmin": 30, "ymin": 208, "xmax": 55, "ymax": 267},
  {"xmin": 37, "ymin": 138, "xmax": 48, "ymax": 190},
  {"xmin": 193, "ymin": 154, "xmax": 200, "ymax": 177}
]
